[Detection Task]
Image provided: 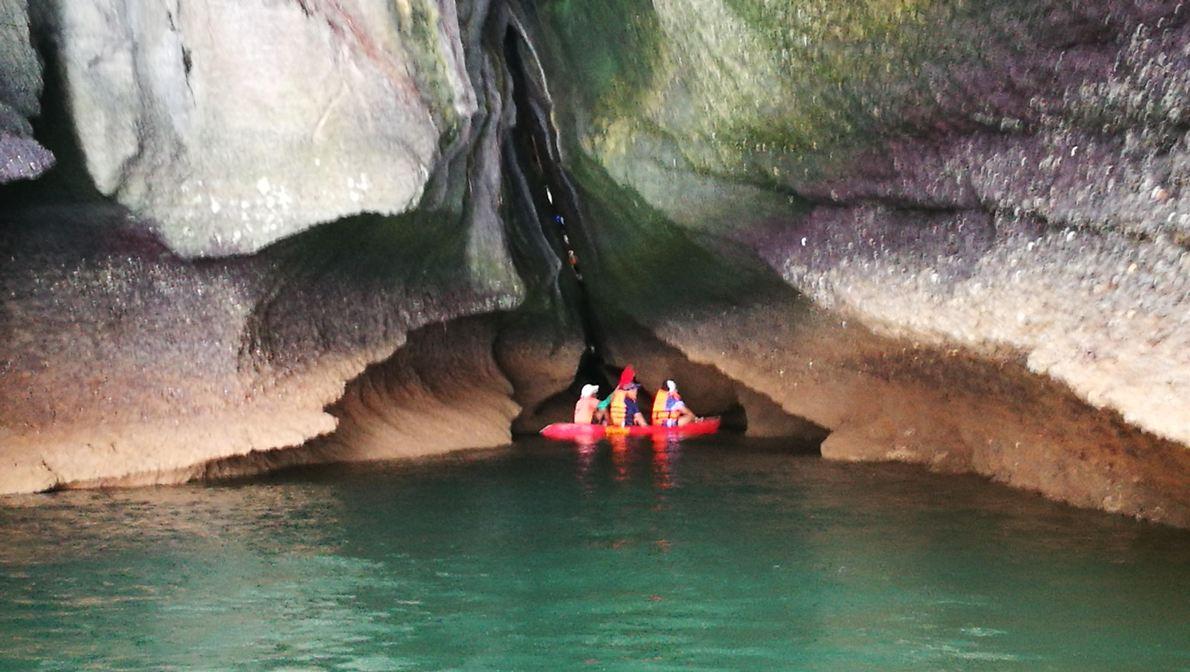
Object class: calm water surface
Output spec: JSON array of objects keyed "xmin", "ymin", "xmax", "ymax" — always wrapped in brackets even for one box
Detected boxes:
[{"xmin": 0, "ymin": 437, "xmax": 1187, "ymax": 671}]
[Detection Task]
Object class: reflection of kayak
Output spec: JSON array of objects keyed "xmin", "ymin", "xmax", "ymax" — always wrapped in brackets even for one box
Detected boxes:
[{"xmin": 540, "ymin": 418, "xmax": 721, "ymax": 441}]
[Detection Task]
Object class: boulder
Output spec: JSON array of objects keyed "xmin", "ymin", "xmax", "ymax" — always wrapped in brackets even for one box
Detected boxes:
[{"xmin": 35, "ymin": 0, "xmax": 475, "ymax": 256}]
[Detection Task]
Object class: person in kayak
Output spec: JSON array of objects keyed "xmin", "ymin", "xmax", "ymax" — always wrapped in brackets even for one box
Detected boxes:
[
  {"xmin": 651, "ymin": 379, "xmax": 698, "ymax": 427},
  {"xmin": 600, "ymin": 366, "xmax": 646, "ymax": 427},
  {"xmin": 573, "ymin": 384, "xmax": 604, "ymax": 424},
  {"xmin": 595, "ymin": 364, "xmax": 634, "ymax": 424},
  {"xmin": 609, "ymin": 382, "xmax": 648, "ymax": 427}
]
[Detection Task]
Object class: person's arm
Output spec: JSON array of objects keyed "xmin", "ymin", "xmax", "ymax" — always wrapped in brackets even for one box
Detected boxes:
[
  {"xmin": 634, "ymin": 412, "xmax": 648, "ymax": 427},
  {"xmin": 597, "ymin": 395, "xmax": 612, "ymax": 410}
]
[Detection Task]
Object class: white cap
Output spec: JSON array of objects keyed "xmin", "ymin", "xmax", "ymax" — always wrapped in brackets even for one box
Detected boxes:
[
  {"xmin": 666, "ymin": 380, "xmax": 677, "ymax": 392},
  {"xmin": 581, "ymin": 384, "xmax": 599, "ymax": 398}
]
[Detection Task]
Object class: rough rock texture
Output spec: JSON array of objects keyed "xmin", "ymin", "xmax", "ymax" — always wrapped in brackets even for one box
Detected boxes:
[
  {"xmin": 654, "ymin": 293, "xmax": 1190, "ymax": 527},
  {"xmin": 0, "ymin": 0, "xmax": 615, "ymax": 495},
  {"xmin": 526, "ymin": 0, "xmax": 1190, "ymax": 523},
  {"xmin": 0, "ymin": 0, "xmax": 53, "ymax": 183},
  {"xmin": 769, "ymin": 208, "xmax": 1190, "ymax": 446},
  {"xmin": 198, "ymin": 314, "xmax": 524, "ymax": 481},
  {"xmin": 0, "ymin": 0, "xmax": 539, "ymax": 493},
  {"xmin": 0, "ymin": 203, "xmax": 518, "ymax": 493},
  {"xmin": 32, "ymin": 0, "xmax": 474, "ymax": 256},
  {"xmin": 1, "ymin": 0, "xmax": 1186, "ymax": 529}
]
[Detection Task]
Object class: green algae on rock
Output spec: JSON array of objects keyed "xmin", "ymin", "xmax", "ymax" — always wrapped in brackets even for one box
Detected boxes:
[{"xmin": 525, "ymin": 0, "xmax": 1190, "ymax": 524}]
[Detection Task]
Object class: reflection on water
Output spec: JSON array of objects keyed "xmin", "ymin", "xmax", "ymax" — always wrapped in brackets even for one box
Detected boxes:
[
  {"xmin": 0, "ymin": 436, "xmax": 1187, "ymax": 671},
  {"xmin": 651, "ymin": 442, "xmax": 673, "ymax": 491}
]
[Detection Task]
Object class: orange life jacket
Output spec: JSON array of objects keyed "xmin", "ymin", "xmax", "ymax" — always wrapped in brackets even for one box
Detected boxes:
[
  {"xmin": 609, "ymin": 389, "xmax": 629, "ymax": 427},
  {"xmin": 651, "ymin": 391, "xmax": 680, "ymax": 426}
]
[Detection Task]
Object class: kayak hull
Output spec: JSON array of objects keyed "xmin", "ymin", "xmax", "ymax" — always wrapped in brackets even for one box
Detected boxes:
[{"xmin": 540, "ymin": 418, "xmax": 721, "ymax": 441}]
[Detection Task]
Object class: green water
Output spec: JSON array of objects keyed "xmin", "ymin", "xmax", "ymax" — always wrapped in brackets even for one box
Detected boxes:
[{"xmin": 1, "ymin": 437, "xmax": 1187, "ymax": 671}]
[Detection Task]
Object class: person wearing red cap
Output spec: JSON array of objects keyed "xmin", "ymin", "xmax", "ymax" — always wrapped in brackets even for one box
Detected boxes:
[
  {"xmin": 617, "ymin": 365, "xmax": 635, "ymax": 389},
  {"xmin": 608, "ymin": 382, "xmax": 647, "ymax": 427},
  {"xmin": 600, "ymin": 365, "xmax": 647, "ymax": 427}
]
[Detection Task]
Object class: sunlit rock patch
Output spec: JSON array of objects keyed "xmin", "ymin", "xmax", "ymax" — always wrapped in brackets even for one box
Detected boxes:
[{"xmin": 31, "ymin": 0, "xmax": 473, "ymax": 256}]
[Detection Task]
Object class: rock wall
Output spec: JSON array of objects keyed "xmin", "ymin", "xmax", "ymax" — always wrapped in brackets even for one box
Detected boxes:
[
  {"xmin": 0, "ymin": 0, "xmax": 536, "ymax": 493},
  {"xmin": 535, "ymin": 0, "xmax": 1190, "ymax": 443},
  {"xmin": 0, "ymin": 0, "xmax": 53, "ymax": 182},
  {"xmin": 540, "ymin": 152, "xmax": 1188, "ymax": 525},
  {"xmin": 526, "ymin": 0, "xmax": 1190, "ymax": 524},
  {"xmin": 0, "ymin": 202, "xmax": 520, "ymax": 492},
  {"xmin": 0, "ymin": 0, "xmax": 1185, "ymax": 526},
  {"xmin": 31, "ymin": 0, "xmax": 474, "ymax": 256},
  {"xmin": 198, "ymin": 314, "xmax": 525, "ymax": 481}
]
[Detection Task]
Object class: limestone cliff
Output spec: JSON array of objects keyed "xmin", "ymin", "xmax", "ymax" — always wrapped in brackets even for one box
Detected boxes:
[
  {"xmin": 32, "ymin": 0, "xmax": 473, "ymax": 256},
  {"xmin": 0, "ymin": 0, "xmax": 1186, "ymax": 526},
  {"xmin": 533, "ymin": 0, "xmax": 1189, "ymax": 442},
  {"xmin": 0, "ymin": 0, "xmax": 539, "ymax": 492},
  {"xmin": 523, "ymin": 0, "xmax": 1189, "ymax": 524}
]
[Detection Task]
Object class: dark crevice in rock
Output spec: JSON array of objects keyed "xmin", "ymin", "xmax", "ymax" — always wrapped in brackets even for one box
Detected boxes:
[
  {"xmin": 490, "ymin": 12, "xmax": 816, "ymax": 439},
  {"xmin": 500, "ymin": 23, "xmax": 613, "ymax": 397},
  {"xmin": 498, "ymin": 17, "xmax": 821, "ymax": 438},
  {"xmin": 181, "ymin": 45, "xmax": 194, "ymax": 93}
]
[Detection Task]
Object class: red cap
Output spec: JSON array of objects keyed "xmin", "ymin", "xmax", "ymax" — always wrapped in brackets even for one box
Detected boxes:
[{"xmin": 617, "ymin": 365, "xmax": 635, "ymax": 388}]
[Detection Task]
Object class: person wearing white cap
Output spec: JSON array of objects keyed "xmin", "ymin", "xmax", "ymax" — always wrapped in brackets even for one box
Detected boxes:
[
  {"xmin": 573, "ymin": 383, "xmax": 604, "ymax": 424},
  {"xmin": 651, "ymin": 379, "xmax": 698, "ymax": 427}
]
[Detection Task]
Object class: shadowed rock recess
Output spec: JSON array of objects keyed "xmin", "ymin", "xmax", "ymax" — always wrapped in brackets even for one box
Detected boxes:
[{"xmin": 0, "ymin": 1, "xmax": 1186, "ymax": 525}]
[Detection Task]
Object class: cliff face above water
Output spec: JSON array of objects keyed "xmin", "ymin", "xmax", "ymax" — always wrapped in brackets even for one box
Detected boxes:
[
  {"xmin": 525, "ymin": 0, "xmax": 1189, "ymax": 523},
  {"xmin": 533, "ymin": 0, "xmax": 1190, "ymax": 444},
  {"xmin": 1, "ymin": 0, "xmax": 1186, "ymax": 525},
  {"xmin": 1, "ymin": 0, "xmax": 539, "ymax": 493}
]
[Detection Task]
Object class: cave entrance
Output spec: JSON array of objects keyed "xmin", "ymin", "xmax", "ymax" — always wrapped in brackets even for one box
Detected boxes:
[{"xmin": 497, "ymin": 23, "xmax": 824, "ymax": 453}]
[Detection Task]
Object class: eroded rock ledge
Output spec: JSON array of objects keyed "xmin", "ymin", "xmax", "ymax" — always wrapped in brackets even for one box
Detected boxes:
[{"xmin": 0, "ymin": 0, "xmax": 1186, "ymax": 526}]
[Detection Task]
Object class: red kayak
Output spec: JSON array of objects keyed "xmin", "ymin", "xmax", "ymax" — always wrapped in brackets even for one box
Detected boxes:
[{"xmin": 540, "ymin": 418, "xmax": 721, "ymax": 441}]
